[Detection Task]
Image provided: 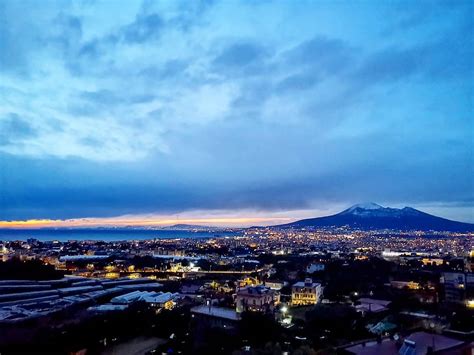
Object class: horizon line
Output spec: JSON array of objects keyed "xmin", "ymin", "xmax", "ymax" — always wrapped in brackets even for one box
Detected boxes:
[{"xmin": 1, "ymin": 203, "xmax": 473, "ymax": 229}]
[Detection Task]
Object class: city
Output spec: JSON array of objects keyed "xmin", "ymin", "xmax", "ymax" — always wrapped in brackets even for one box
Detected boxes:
[
  {"xmin": 0, "ymin": 211, "xmax": 473, "ymax": 353},
  {"xmin": 1, "ymin": 0, "xmax": 473, "ymax": 354}
]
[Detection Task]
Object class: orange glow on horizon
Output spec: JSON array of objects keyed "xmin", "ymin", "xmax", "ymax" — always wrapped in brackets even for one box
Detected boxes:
[{"xmin": 0, "ymin": 215, "xmax": 294, "ymax": 229}]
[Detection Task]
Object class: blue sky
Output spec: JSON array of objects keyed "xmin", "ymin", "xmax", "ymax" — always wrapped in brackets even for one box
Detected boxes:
[{"xmin": 0, "ymin": 0, "xmax": 473, "ymax": 225}]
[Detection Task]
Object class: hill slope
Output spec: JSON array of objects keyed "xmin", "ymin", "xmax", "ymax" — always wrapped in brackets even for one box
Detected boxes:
[{"xmin": 277, "ymin": 203, "xmax": 474, "ymax": 231}]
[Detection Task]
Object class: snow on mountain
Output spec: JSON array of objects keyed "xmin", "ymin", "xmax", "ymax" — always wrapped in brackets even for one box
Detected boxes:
[
  {"xmin": 346, "ymin": 203, "xmax": 384, "ymax": 211},
  {"xmin": 276, "ymin": 203, "xmax": 474, "ymax": 231},
  {"xmin": 340, "ymin": 203, "xmax": 421, "ymax": 218}
]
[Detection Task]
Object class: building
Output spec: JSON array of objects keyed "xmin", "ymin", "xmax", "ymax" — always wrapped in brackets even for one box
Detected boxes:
[
  {"xmin": 264, "ymin": 280, "xmax": 286, "ymax": 290},
  {"xmin": 355, "ymin": 298, "xmax": 391, "ymax": 314},
  {"xmin": 191, "ymin": 304, "xmax": 240, "ymax": 348},
  {"xmin": 291, "ymin": 278, "xmax": 322, "ymax": 306},
  {"xmin": 441, "ymin": 272, "xmax": 474, "ymax": 303},
  {"xmin": 343, "ymin": 331, "xmax": 469, "ymax": 355},
  {"xmin": 390, "ymin": 280, "xmax": 437, "ymax": 304},
  {"xmin": 390, "ymin": 281, "xmax": 421, "ymax": 290},
  {"xmin": 141, "ymin": 292, "xmax": 180, "ymax": 310},
  {"xmin": 237, "ymin": 276, "xmax": 260, "ymax": 289},
  {"xmin": 111, "ymin": 290, "xmax": 179, "ymax": 309},
  {"xmin": 235, "ymin": 285, "xmax": 279, "ymax": 313},
  {"xmin": 191, "ymin": 304, "xmax": 240, "ymax": 325}
]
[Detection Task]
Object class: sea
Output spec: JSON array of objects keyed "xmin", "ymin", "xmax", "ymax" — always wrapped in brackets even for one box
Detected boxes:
[{"xmin": 0, "ymin": 229, "xmax": 239, "ymax": 242}]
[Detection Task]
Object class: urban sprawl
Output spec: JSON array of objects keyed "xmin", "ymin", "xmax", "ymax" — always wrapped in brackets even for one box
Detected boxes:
[{"xmin": 0, "ymin": 227, "xmax": 473, "ymax": 354}]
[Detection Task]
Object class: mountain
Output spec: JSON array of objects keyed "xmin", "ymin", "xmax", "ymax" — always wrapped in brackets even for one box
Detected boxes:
[{"xmin": 277, "ymin": 203, "xmax": 474, "ymax": 231}]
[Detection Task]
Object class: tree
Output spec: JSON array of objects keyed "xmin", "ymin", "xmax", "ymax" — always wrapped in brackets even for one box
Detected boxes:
[{"xmin": 0, "ymin": 258, "xmax": 64, "ymax": 280}]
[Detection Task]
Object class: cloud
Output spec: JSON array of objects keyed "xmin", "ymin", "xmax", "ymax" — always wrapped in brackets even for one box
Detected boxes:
[
  {"xmin": 0, "ymin": 0, "xmax": 472, "ymax": 222},
  {"xmin": 275, "ymin": 71, "xmax": 319, "ymax": 92},
  {"xmin": 213, "ymin": 42, "xmax": 267, "ymax": 68},
  {"xmin": 284, "ymin": 36, "xmax": 355, "ymax": 75},
  {"xmin": 0, "ymin": 114, "xmax": 37, "ymax": 145},
  {"xmin": 353, "ymin": 34, "xmax": 473, "ymax": 87},
  {"xmin": 51, "ymin": 14, "xmax": 83, "ymax": 53},
  {"xmin": 121, "ymin": 13, "xmax": 163, "ymax": 43}
]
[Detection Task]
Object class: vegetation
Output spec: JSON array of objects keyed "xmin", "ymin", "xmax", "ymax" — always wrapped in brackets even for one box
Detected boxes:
[{"xmin": 0, "ymin": 258, "xmax": 64, "ymax": 280}]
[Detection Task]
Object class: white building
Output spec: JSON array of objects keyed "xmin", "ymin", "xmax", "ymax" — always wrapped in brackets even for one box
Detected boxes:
[
  {"xmin": 291, "ymin": 278, "xmax": 322, "ymax": 306},
  {"xmin": 111, "ymin": 290, "xmax": 180, "ymax": 310}
]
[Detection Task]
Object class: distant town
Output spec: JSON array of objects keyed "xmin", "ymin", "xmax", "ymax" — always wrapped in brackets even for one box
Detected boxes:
[{"xmin": 0, "ymin": 205, "xmax": 473, "ymax": 354}]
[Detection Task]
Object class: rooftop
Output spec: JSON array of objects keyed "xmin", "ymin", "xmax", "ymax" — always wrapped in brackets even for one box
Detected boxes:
[
  {"xmin": 237, "ymin": 285, "xmax": 275, "ymax": 296},
  {"xmin": 191, "ymin": 305, "xmax": 240, "ymax": 321},
  {"xmin": 293, "ymin": 281, "xmax": 321, "ymax": 288},
  {"xmin": 345, "ymin": 332, "xmax": 466, "ymax": 355}
]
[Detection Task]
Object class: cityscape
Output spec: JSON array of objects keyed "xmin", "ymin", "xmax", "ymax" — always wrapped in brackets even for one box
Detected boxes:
[
  {"xmin": 1, "ymin": 0, "xmax": 473, "ymax": 354},
  {"xmin": 0, "ymin": 204, "xmax": 473, "ymax": 354}
]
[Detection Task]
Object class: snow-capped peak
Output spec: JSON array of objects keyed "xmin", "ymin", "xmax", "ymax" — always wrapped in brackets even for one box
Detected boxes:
[
  {"xmin": 346, "ymin": 202, "xmax": 384, "ymax": 212},
  {"xmin": 340, "ymin": 203, "xmax": 388, "ymax": 216},
  {"xmin": 340, "ymin": 203, "xmax": 424, "ymax": 218}
]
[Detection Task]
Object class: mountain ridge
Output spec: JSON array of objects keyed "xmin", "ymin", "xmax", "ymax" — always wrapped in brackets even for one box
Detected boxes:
[{"xmin": 276, "ymin": 203, "xmax": 474, "ymax": 231}]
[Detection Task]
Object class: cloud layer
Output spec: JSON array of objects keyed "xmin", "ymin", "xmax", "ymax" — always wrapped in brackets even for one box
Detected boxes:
[{"xmin": 0, "ymin": 0, "xmax": 473, "ymax": 223}]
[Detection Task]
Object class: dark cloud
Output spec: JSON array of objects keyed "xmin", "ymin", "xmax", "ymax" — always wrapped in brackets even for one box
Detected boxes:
[
  {"xmin": 121, "ymin": 13, "xmax": 163, "ymax": 43},
  {"xmin": 51, "ymin": 14, "xmax": 82, "ymax": 53},
  {"xmin": 139, "ymin": 59, "xmax": 189, "ymax": 81},
  {"xmin": 168, "ymin": 0, "xmax": 217, "ymax": 31},
  {"xmin": 352, "ymin": 47, "xmax": 423, "ymax": 84},
  {"xmin": 0, "ymin": 114, "xmax": 36, "ymax": 145},
  {"xmin": 382, "ymin": 1, "xmax": 472, "ymax": 36},
  {"xmin": 275, "ymin": 71, "xmax": 319, "ymax": 92},
  {"xmin": 78, "ymin": 34, "xmax": 119, "ymax": 60},
  {"xmin": 0, "ymin": 129, "xmax": 471, "ymax": 220},
  {"xmin": 212, "ymin": 42, "xmax": 271, "ymax": 77},
  {"xmin": 81, "ymin": 90, "xmax": 118, "ymax": 104},
  {"xmin": 214, "ymin": 42, "xmax": 266, "ymax": 67},
  {"xmin": 285, "ymin": 36, "xmax": 356, "ymax": 76},
  {"xmin": 0, "ymin": 2, "xmax": 40, "ymax": 76},
  {"xmin": 353, "ymin": 35, "xmax": 473, "ymax": 86}
]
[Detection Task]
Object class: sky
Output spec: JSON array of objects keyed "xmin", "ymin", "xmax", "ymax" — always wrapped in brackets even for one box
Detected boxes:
[{"xmin": 0, "ymin": 0, "xmax": 473, "ymax": 227}]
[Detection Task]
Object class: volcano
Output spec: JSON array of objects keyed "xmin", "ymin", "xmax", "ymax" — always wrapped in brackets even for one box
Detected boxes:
[{"xmin": 277, "ymin": 203, "xmax": 474, "ymax": 231}]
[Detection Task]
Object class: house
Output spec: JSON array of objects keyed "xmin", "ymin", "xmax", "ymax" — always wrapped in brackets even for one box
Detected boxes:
[
  {"xmin": 141, "ymin": 292, "xmax": 180, "ymax": 310},
  {"xmin": 441, "ymin": 272, "xmax": 474, "ymax": 303},
  {"xmin": 291, "ymin": 278, "xmax": 322, "ymax": 306},
  {"xmin": 264, "ymin": 280, "xmax": 286, "ymax": 290},
  {"xmin": 235, "ymin": 285, "xmax": 279, "ymax": 313},
  {"xmin": 237, "ymin": 277, "xmax": 260, "ymax": 289}
]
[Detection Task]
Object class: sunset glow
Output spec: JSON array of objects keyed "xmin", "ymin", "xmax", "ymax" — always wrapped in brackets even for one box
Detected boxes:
[{"xmin": 0, "ymin": 215, "xmax": 295, "ymax": 229}]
